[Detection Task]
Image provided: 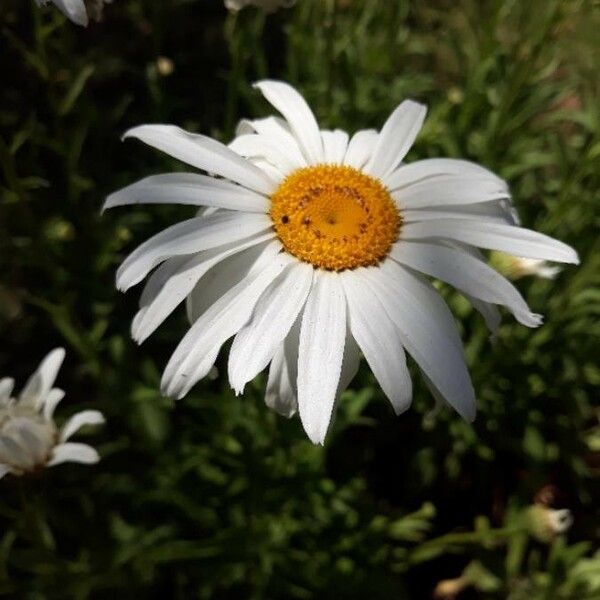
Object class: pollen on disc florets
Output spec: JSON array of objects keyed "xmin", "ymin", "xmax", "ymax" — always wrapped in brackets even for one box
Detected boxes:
[{"xmin": 270, "ymin": 165, "xmax": 401, "ymax": 271}]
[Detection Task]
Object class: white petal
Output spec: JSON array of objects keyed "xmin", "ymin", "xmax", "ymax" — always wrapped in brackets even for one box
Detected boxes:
[
  {"xmin": 43, "ymin": 388, "xmax": 65, "ymax": 420},
  {"xmin": 450, "ymin": 242, "xmax": 513, "ymax": 333},
  {"xmin": 248, "ymin": 158, "xmax": 285, "ymax": 184},
  {"xmin": 392, "ymin": 175, "xmax": 510, "ymax": 210},
  {"xmin": 229, "ymin": 133, "xmax": 302, "ymax": 174},
  {"xmin": 464, "ymin": 294, "xmax": 502, "ymax": 334},
  {"xmin": 368, "ymin": 262, "xmax": 476, "ymax": 421},
  {"xmin": 0, "ymin": 378, "xmax": 15, "ymax": 402},
  {"xmin": 137, "ymin": 255, "xmax": 192, "ymax": 318},
  {"xmin": 402, "ymin": 201, "xmax": 517, "ymax": 225},
  {"xmin": 229, "ymin": 262, "xmax": 313, "ymax": 394},
  {"xmin": 0, "ymin": 434, "xmax": 32, "ymax": 469},
  {"xmin": 0, "ymin": 465, "xmax": 12, "ymax": 479},
  {"xmin": 51, "ymin": 0, "xmax": 88, "ymax": 26},
  {"xmin": 420, "ymin": 370, "xmax": 450, "ymax": 414},
  {"xmin": 19, "ymin": 348, "xmax": 65, "ymax": 408},
  {"xmin": 185, "ymin": 241, "xmax": 275, "ymax": 325},
  {"xmin": 341, "ymin": 270, "xmax": 412, "ymax": 414},
  {"xmin": 400, "ymin": 220, "xmax": 579, "ymax": 264},
  {"xmin": 12, "ymin": 420, "xmax": 49, "ymax": 464},
  {"xmin": 384, "ymin": 158, "xmax": 507, "ymax": 191},
  {"xmin": 161, "ymin": 242, "xmax": 292, "ymax": 399},
  {"xmin": 236, "ymin": 116, "xmax": 307, "ymax": 169},
  {"xmin": 116, "ymin": 211, "xmax": 272, "ymax": 291},
  {"xmin": 390, "ymin": 241, "xmax": 542, "ymax": 327},
  {"xmin": 265, "ymin": 346, "xmax": 296, "ymax": 417},
  {"xmin": 132, "ymin": 232, "xmax": 274, "ymax": 343},
  {"xmin": 343, "ymin": 129, "xmax": 378, "ymax": 169},
  {"xmin": 60, "ymin": 410, "xmax": 105, "ymax": 442},
  {"xmin": 196, "ymin": 206, "xmax": 220, "ymax": 218},
  {"xmin": 364, "ymin": 100, "xmax": 427, "ymax": 179},
  {"xmin": 104, "ymin": 173, "xmax": 268, "ymax": 213},
  {"xmin": 297, "ymin": 272, "xmax": 346, "ymax": 445},
  {"xmin": 48, "ymin": 443, "xmax": 100, "ymax": 466},
  {"xmin": 337, "ymin": 330, "xmax": 361, "ymax": 395},
  {"xmin": 123, "ymin": 125, "xmax": 276, "ymax": 195},
  {"xmin": 321, "ymin": 130, "xmax": 349, "ymax": 165},
  {"xmin": 254, "ymin": 80, "xmax": 324, "ymax": 165},
  {"xmin": 265, "ymin": 318, "xmax": 300, "ymax": 418}
]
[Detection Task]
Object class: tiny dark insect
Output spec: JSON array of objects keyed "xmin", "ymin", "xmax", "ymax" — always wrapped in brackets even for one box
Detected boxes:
[{"xmin": 281, "ymin": 215, "xmax": 289, "ymax": 224}]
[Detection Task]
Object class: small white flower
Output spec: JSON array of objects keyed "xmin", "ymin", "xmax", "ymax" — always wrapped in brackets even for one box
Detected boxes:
[
  {"xmin": 105, "ymin": 80, "xmax": 578, "ymax": 444},
  {"xmin": 526, "ymin": 505, "xmax": 573, "ymax": 542},
  {"xmin": 547, "ymin": 508, "xmax": 573, "ymax": 534},
  {"xmin": 34, "ymin": 0, "xmax": 112, "ymax": 27},
  {"xmin": 491, "ymin": 252, "xmax": 562, "ymax": 280},
  {"xmin": 225, "ymin": 0, "xmax": 297, "ymax": 13},
  {"xmin": 0, "ymin": 349, "xmax": 104, "ymax": 479}
]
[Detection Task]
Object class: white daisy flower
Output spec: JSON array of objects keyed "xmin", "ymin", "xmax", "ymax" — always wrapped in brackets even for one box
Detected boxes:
[
  {"xmin": 34, "ymin": 0, "xmax": 112, "ymax": 27},
  {"xmin": 105, "ymin": 80, "xmax": 579, "ymax": 444},
  {"xmin": 225, "ymin": 0, "xmax": 297, "ymax": 12},
  {"xmin": 0, "ymin": 349, "xmax": 104, "ymax": 479}
]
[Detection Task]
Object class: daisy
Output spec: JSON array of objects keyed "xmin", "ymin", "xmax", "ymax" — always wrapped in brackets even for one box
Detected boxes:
[
  {"xmin": 105, "ymin": 80, "xmax": 578, "ymax": 444},
  {"xmin": 0, "ymin": 349, "xmax": 104, "ymax": 479},
  {"xmin": 34, "ymin": 0, "xmax": 112, "ymax": 27},
  {"xmin": 225, "ymin": 0, "xmax": 297, "ymax": 12}
]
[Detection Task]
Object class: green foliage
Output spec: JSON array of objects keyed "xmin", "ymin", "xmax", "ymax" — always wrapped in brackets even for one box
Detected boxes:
[{"xmin": 0, "ymin": 0, "xmax": 598, "ymax": 598}]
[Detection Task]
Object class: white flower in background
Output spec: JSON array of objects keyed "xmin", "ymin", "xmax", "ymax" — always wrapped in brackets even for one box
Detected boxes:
[
  {"xmin": 526, "ymin": 505, "xmax": 573, "ymax": 542},
  {"xmin": 34, "ymin": 0, "xmax": 112, "ymax": 27},
  {"xmin": 490, "ymin": 251, "xmax": 562, "ymax": 280},
  {"xmin": 225, "ymin": 0, "xmax": 297, "ymax": 13},
  {"xmin": 105, "ymin": 80, "xmax": 578, "ymax": 444},
  {"xmin": 546, "ymin": 508, "xmax": 573, "ymax": 534},
  {"xmin": 0, "ymin": 349, "xmax": 104, "ymax": 479}
]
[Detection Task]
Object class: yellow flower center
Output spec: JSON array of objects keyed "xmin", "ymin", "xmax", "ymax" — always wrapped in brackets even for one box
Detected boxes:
[{"xmin": 270, "ymin": 165, "xmax": 401, "ymax": 271}]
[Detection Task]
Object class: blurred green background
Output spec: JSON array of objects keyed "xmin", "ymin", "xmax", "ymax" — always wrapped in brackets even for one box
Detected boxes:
[{"xmin": 1, "ymin": 0, "xmax": 599, "ymax": 598}]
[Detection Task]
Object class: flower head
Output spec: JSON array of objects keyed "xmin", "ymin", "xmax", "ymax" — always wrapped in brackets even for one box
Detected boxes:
[
  {"xmin": 0, "ymin": 349, "xmax": 104, "ymax": 479},
  {"xmin": 106, "ymin": 80, "xmax": 578, "ymax": 444},
  {"xmin": 225, "ymin": 0, "xmax": 297, "ymax": 12},
  {"xmin": 34, "ymin": 0, "xmax": 112, "ymax": 27},
  {"xmin": 526, "ymin": 505, "xmax": 573, "ymax": 542}
]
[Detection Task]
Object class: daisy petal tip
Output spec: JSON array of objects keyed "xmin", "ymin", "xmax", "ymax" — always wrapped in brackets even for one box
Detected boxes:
[
  {"xmin": 121, "ymin": 125, "xmax": 153, "ymax": 142},
  {"xmin": 392, "ymin": 399, "xmax": 412, "ymax": 417},
  {"xmin": 86, "ymin": 448, "xmax": 101, "ymax": 463},
  {"xmin": 132, "ymin": 333, "xmax": 144, "ymax": 346},
  {"xmin": 120, "ymin": 129, "xmax": 135, "ymax": 142},
  {"xmin": 559, "ymin": 246, "xmax": 580, "ymax": 265},
  {"xmin": 49, "ymin": 347, "xmax": 67, "ymax": 364},
  {"xmin": 455, "ymin": 400, "xmax": 476, "ymax": 423},
  {"xmin": 252, "ymin": 78, "xmax": 277, "ymax": 90},
  {"xmin": 518, "ymin": 311, "xmax": 544, "ymax": 328},
  {"xmin": 232, "ymin": 383, "xmax": 245, "ymax": 397},
  {"xmin": 101, "ymin": 194, "xmax": 118, "ymax": 213},
  {"xmin": 531, "ymin": 313, "xmax": 544, "ymax": 328},
  {"xmin": 159, "ymin": 378, "xmax": 176, "ymax": 400},
  {"xmin": 302, "ymin": 422, "xmax": 327, "ymax": 446},
  {"xmin": 405, "ymin": 98, "xmax": 428, "ymax": 113}
]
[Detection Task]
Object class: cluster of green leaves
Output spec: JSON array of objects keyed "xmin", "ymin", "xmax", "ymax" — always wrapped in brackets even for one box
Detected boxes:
[{"xmin": 0, "ymin": 0, "xmax": 598, "ymax": 598}]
